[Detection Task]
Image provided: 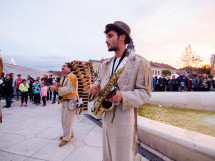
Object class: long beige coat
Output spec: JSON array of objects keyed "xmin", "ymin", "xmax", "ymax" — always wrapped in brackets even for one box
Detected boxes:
[
  {"xmin": 95, "ymin": 51, "xmax": 152, "ymax": 161},
  {"xmin": 58, "ymin": 72, "xmax": 78, "ymax": 141}
]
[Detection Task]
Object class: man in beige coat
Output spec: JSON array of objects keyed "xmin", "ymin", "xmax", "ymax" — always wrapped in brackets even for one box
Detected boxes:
[
  {"xmin": 50, "ymin": 63, "xmax": 78, "ymax": 147},
  {"xmin": 90, "ymin": 21, "xmax": 152, "ymax": 161}
]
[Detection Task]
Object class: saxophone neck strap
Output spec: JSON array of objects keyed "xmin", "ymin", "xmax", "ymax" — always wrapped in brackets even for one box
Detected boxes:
[{"xmin": 111, "ymin": 49, "xmax": 129, "ymax": 77}]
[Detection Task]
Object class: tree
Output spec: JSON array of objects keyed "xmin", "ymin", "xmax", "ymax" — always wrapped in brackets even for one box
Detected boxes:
[
  {"xmin": 162, "ymin": 70, "xmax": 171, "ymax": 76},
  {"xmin": 179, "ymin": 45, "xmax": 202, "ymax": 74},
  {"xmin": 208, "ymin": 74, "xmax": 214, "ymax": 79},
  {"xmin": 200, "ymin": 64, "xmax": 211, "ymax": 75}
]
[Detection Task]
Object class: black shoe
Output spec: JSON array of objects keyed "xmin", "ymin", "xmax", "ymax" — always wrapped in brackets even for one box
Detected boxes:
[{"xmin": 51, "ymin": 102, "xmax": 55, "ymax": 104}]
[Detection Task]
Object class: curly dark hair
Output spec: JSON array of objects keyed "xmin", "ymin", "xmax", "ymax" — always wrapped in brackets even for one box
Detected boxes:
[
  {"xmin": 65, "ymin": 62, "xmax": 73, "ymax": 72},
  {"xmin": 104, "ymin": 26, "xmax": 130, "ymax": 44}
]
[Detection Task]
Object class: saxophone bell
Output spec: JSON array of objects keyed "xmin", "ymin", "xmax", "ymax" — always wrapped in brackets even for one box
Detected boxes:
[
  {"xmin": 57, "ymin": 96, "xmax": 64, "ymax": 103},
  {"xmin": 102, "ymin": 87, "xmax": 117, "ymax": 109}
]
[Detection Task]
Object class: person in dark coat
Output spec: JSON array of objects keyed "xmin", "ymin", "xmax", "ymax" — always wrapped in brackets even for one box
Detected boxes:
[
  {"xmin": 192, "ymin": 74, "xmax": 201, "ymax": 91},
  {"xmin": 176, "ymin": 71, "xmax": 188, "ymax": 89},
  {"xmin": 154, "ymin": 76, "xmax": 159, "ymax": 91},
  {"xmin": 2, "ymin": 74, "xmax": 13, "ymax": 107},
  {"xmin": 170, "ymin": 75, "xmax": 178, "ymax": 91},
  {"xmin": 158, "ymin": 74, "xmax": 167, "ymax": 91},
  {"xmin": 166, "ymin": 76, "xmax": 171, "ymax": 91},
  {"xmin": 27, "ymin": 75, "xmax": 34, "ymax": 102},
  {"xmin": 52, "ymin": 74, "xmax": 61, "ymax": 104}
]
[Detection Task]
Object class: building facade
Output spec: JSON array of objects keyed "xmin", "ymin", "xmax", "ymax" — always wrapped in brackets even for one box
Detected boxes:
[{"xmin": 150, "ymin": 62, "xmax": 177, "ymax": 77}]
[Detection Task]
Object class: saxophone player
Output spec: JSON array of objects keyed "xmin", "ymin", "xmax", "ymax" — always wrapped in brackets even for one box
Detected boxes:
[
  {"xmin": 90, "ymin": 21, "xmax": 152, "ymax": 161},
  {"xmin": 50, "ymin": 63, "xmax": 78, "ymax": 147}
]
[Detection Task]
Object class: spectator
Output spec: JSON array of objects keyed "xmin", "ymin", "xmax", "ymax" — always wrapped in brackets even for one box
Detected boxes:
[
  {"xmin": 176, "ymin": 71, "xmax": 188, "ymax": 89},
  {"xmin": 41, "ymin": 74, "xmax": 48, "ymax": 83},
  {"xmin": 10, "ymin": 73, "xmax": 15, "ymax": 99},
  {"xmin": 33, "ymin": 80, "xmax": 41, "ymax": 106},
  {"xmin": 36, "ymin": 76, "xmax": 42, "ymax": 104},
  {"xmin": 154, "ymin": 76, "xmax": 159, "ymax": 91},
  {"xmin": 178, "ymin": 82, "xmax": 187, "ymax": 92},
  {"xmin": 211, "ymin": 79, "xmax": 215, "ymax": 91},
  {"xmin": 14, "ymin": 74, "xmax": 22, "ymax": 101},
  {"xmin": 152, "ymin": 77, "xmax": 156, "ymax": 91},
  {"xmin": 19, "ymin": 79, "xmax": 29, "ymax": 106},
  {"xmin": 170, "ymin": 75, "xmax": 178, "ymax": 91},
  {"xmin": 40, "ymin": 82, "xmax": 48, "ymax": 106},
  {"xmin": 158, "ymin": 74, "xmax": 167, "ymax": 91},
  {"xmin": 187, "ymin": 76, "xmax": 192, "ymax": 91},
  {"xmin": 46, "ymin": 74, "xmax": 53, "ymax": 101},
  {"xmin": 0, "ymin": 72, "xmax": 4, "ymax": 101},
  {"xmin": 166, "ymin": 76, "xmax": 171, "ymax": 91},
  {"xmin": 192, "ymin": 74, "xmax": 201, "ymax": 91},
  {"xmin": 3, "ymin": 74, "xmax": 13, "ymax": 108},
  {"xmin": 27, "ymin": 75, "xmax": 34, "ymax": 102},
  {"xmin": 52, "ymin": 74, "xmax": 61, "ymax": 104},
  {"xmin": 202, "ymin": 74, "xmax": 211, "ymax": 91}
]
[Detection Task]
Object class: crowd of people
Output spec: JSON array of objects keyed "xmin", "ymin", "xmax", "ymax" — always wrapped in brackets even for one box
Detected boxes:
[
  {"xmin": 0, "ymin": 72, "xmax": 61, "ymax": 108},
  {"xmin": 153, "ymin": 71, "xmax": 215, "ymax": 92},
  {"xmin": 1, "ymin": 70, "xmax": 215, "ymax": 108}
]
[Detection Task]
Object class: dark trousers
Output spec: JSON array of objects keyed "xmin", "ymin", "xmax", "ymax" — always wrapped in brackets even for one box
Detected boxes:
[
  {"xmin": 47, "ymin": 88, "xmax": 52, "ymax": 101},
  {"xmin": 39, "ymin": 93, "xmax": 41, "ymax": 103},
  {"xmin": 53, "ymin": 91, "xmax": 58, "ymax": 103},
  {"xmin": 28, "ymin": 89, "xmax": 34, "ymax": 102},
  {"xmin": 21, "ymin": 92, "xmax": 28, "ymax": 104},
  {"xmin": 16, "ymin": 88, "xmax": 20, "ymax": 101},
  {"xmin": 5, "ymin": 96, "xmax": 11, "ymax": 107},
  {"xmin": 159, "ymin": 85, "xmax": 165, "ymax": 91},
  {"xmin": 34, "ymin": 93, "xmax": 40, "ymax": 104},
  {"xmin": 42, "ymin": 96, "xmax": 46, "ymax": 105}
]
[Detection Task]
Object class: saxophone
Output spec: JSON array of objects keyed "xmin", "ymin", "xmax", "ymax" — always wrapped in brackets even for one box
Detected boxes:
[
  {"xmin": 57, "ymin": 96, "xmax": 64, "ymax": 103},
  {"xmin": 91, "ymin": 57, "xmax": 127, "ymax": 117}
]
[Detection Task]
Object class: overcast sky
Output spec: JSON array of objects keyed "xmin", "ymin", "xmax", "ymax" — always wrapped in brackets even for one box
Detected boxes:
[{"xmin": 0, "ymin": 0, "xmax": 215, "ymax": 71}]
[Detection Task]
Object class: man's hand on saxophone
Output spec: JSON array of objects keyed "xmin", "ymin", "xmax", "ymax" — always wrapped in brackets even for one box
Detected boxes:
[
  {"xmin": 89, "ymin": 84, "xmax": 101, "ymax": 96},
  {"xmin": 105, "ymin": 91, "xmax": 122, "ymax": 104}
]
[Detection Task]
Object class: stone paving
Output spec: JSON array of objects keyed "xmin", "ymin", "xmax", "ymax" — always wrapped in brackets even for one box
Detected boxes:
[{"xmin": 0, "ymin": 100, "xmax": 147, "ymax": 161}]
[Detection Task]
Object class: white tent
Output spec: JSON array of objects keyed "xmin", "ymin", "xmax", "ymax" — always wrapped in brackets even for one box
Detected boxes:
[{"xmin": 2, "ymin": 63, "xmax": 52, "ymax": 79}]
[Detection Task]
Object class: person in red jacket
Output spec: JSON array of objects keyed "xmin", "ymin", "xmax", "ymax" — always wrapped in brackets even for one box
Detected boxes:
[{"xmin": 15, "ymin": 74, "xmax": 22, "ymax": 101}]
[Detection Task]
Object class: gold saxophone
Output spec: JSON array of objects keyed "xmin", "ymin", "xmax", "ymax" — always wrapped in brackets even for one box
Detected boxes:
[
  {"xmin": 91, "ymin": 57, "xmax": 127, "ymax": 117},
  {"xmin": 57, "ymin": 96, "xmax": 64, "ymax": 103}
]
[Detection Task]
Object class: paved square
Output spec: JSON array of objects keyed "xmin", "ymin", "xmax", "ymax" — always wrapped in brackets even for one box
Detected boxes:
[{"xmin": 0, "ymin": 100, "xmax": 147, "ymax": 161}]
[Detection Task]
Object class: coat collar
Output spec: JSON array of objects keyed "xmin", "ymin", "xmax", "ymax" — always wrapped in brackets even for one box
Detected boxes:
[{"xmin": 103, "ymin": 51, "xmax": 136, "ymax": 66}]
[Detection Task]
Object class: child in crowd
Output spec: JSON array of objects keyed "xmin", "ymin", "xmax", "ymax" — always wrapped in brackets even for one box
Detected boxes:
[
  {"xmin": 33, "ymin": 80, "xmax": 41, "ymax": 106},
  {"xmin": 40, "ymin": 82, "xmax": 47, "ymax": 106},
  {"xmin": 178, "ymin": 82, "xmax": 187, "ymax": 92},
  {"xmin": 19, "ymin": 79, "xmax": 29, "ymax": 106}
]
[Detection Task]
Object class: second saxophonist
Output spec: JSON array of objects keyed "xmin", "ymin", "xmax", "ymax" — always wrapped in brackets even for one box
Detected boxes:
[{"xmin": 50, "ymin": 62, "xmax": 78, "ymax": 147}]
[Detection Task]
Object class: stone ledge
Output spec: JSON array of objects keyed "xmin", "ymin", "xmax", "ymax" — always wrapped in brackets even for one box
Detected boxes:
[
  {"xmin": 149, "ymin": 92, "xmax": 215, "ymax": 111},
  {"xmin": 137, "ymin": 116, "xmax": 215, "ymax": 161}
]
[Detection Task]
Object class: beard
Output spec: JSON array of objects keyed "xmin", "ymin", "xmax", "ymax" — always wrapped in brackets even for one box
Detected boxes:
[
  {"xmin": 108, "ymin": 46, "xmax": 117, "ymax": 51},
  {"xmin": 108, "ymin": 43, "xmax": 119, "ymax": 51}
]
